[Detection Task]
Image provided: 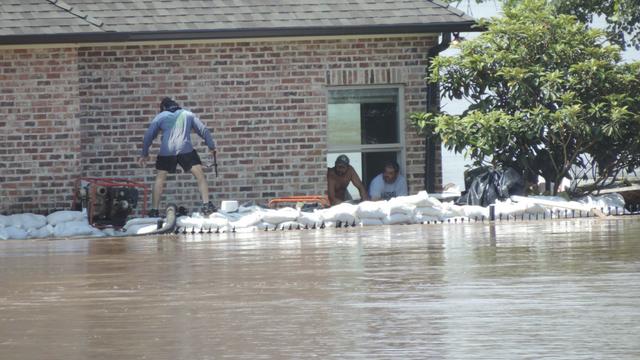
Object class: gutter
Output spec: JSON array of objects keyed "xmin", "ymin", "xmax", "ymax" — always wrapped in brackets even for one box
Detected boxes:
[
  {"xmin": 0, "ymin": 23, "xmax": 477, "ymax": 46},
  {"xmin": 424, "ymin": 32, "xmax": 452, "ymax": 193}
]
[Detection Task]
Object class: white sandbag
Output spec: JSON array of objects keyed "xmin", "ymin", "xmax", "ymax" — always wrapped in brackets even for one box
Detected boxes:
[
  {"xmin": 0, "ymin": 214, "xmax": 8, "ymax": 227},
  {"xmin": 53, "ymin": 221, "xmax": 99, "ymax": 237},
  {"xmin": 28, "ymin": 225, "xmax": 54, "ymax": 239},
  {"xmin": 415, "ymin": 206, "xmax": 445, "ymax": 217},
  {"xmin": 462, "ymin": 205, "xmax": 490, "ymax": 219},
  {"xmin": 578, "ymin": 193, "xmax": 626, "ymax": 211},
  {"xmin": 356, "ymin": 201, "xmax": 387, "ymax": 219},
  {"xmin": 359, "ymin": 218, "xmax": 384, "ymax": 227},
  {"xmin": 382, "ymin": 213, "xmax": 413, "ymax": 225},
  {"xmin": 392, "ymin": 191, "xmax": 440, "ymax": 207},
  {"xmin": 177, "ymin": 216, "xmax": 229, "ymax": 230},
  {"xmin": 257, "ymin": 222, "xmax": 279, "ymax": 231},
  {"xmin": 8, "ymin": 213, "xmax": 47, "ymax": 230},
  {"xmin": 124, "ymin": 217, "xmax": 162, "ymax": 228},
  {"xmin": 386, "ymin": 197, "xmax": 416, "ymax": 215},
  {"xmin": 318, "ymin": 203, "xmax": 358, "ymax": 223},
  {"xmin": 46, "ymin": 211, "xmax": 85, "ymax": 226},
  {"xmin": 413, "ymin": 213, "xmax": 442, "ymax": 223},
  {"xmin": 297, "ymin": 211, "xmax": 323, "ymax": 227},
  {"xmin": 493, "ymin": 200, "xmax": 529, "ymax": 218},
  {"xmin": 262, "ymin": 207, "xmax": 300, "ymax": 224},
  {"xmin": 278, "ymin": 221, "xmax": 304, "ymax": 230},
  {"xmin": 0, "ymin": 226, "xmax": 29, "ymax": 240},
  {"xmin": 230, "ymin": 212, "xmax": 263, "ymax": 229}
]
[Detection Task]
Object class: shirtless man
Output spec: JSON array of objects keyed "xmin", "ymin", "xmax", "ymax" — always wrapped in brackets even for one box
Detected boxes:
[{"xmin": 327, "ymin": 154, "xmax": 369, "ymax": 206}]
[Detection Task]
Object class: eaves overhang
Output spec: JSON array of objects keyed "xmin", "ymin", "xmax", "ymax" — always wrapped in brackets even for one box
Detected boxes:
[{"xmin": 0, "ymin": 22, "xmax": 481, "ymax": 46}]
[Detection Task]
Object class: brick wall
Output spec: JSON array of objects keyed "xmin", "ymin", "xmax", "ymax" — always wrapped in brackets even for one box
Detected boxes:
[
  {"xmin": 78, "ymin": 35, "xmax": 440, "ymax": 212},
  {"xmin": 1, "ymin": 35, "xmax": 441, "ymax": 214},
  {"xmin": 0, "ymin": 48, "xmax": 81, "ymax": 214}
]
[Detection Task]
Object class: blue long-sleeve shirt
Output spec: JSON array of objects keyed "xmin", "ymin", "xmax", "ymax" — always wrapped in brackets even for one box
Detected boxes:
[{"xmin": 141, "ymin": 109, "xmax": 216, "ymax": 157}]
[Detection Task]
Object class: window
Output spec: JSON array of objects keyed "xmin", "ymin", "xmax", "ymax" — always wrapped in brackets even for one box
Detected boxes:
[{"xmin": 327, "ymin": 87, "xmax": 404, "ymax": 199}]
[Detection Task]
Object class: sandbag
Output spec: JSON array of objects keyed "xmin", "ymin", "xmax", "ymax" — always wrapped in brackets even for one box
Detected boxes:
[
  {"xmin": 297, "ymin": 211, "xmax": 323, "ymax": 227},
  {"xmin": 392, "ymin": 191, "xmax": 440, "ymax": 207},
  {"xmin": 0, "ymin": 214, "xmax": 8, "ymax": 228},
  {"xmin": 230, "ymin": 212, "xmax": 263, "ymax": 229},
  {"xmin": 386, "ymin": 197, "xmax": 416, "ymax": 215},
  {"xmin": 359, "ymin": 218, "xmax": 384, "ymax": 226},
  {"xmin": 318, "ymin": 203, "xmax": 358, "ymax": 224},
  {"xmin": 53, "ymin": 221, "xmax": 101, "ymax": 238},
  {"xmin": 382, "ymin": 213, "xmax": 413, "ymax": 225},
  {"xmin": 28, "ymin": 225, "xmax": 54, "ymax": 239},
  {"xmin": 262, "ymin": 207, "xmax": 300, "ymax": 224},
  {"xmin": 462, "ymin": 205, "xmax": 489, "ymax": 219},
  {"xmin": 8, "ymin": 213, "xmax": 47, "ymax": 230},
  {"xmin": 356, "ymin": 201, "xmax": 387, "ymax": 219},
  {"xmin": 46, "ymin": 211, "xmax": 85, "ymax": 226},
  {"xmin": 0, "ymin": 226, "xmax": 29, "ymax": 240}
]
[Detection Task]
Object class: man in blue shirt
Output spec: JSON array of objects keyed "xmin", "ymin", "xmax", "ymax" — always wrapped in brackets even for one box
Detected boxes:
[
  {"xmin": 369, "ymin": 160, "xmax": 408, "ymax": 201},
  {"xmin": 138, "ymin": 97, "xmax": 217, "ymax": 216}
]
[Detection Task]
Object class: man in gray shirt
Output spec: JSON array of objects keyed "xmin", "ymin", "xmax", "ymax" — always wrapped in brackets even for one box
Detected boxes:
[
  {"xmin": 138, "ymin": 97, "xmax": 217, "ymax": 216},
  {"xmin": 369, "ymin": 160, "xmax": 408, "ymax": 201}
]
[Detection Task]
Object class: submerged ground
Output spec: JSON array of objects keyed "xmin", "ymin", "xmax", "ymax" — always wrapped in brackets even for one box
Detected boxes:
[{"xmin": 1, "ymin": 218, "xmax": 639, "ymax": 359}]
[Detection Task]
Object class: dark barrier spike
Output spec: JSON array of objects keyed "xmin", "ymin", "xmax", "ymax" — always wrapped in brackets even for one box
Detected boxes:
[
  {"xmin": 281, "ymin": 225, "xmax": 285, "ymax": 231},
  {"xmin": 297, "ymin": 224, "xmax": 301, "ymax": 230},
  {"xmin": 304, "ymin": 224, "xmax": 309, "ymax": 230},
  {"xmin": 461, "ymin": 218, "xmax": 465, "ymax": 223},
  {"xmin": 182, "ymin": 227, "xmax": 187, "ymax": 234},
  {"xmin": 264, "ymin": 226, "xmax": 269, "ymax": 231},
  {"xmin": 615, "ymin": 207, "xmax": 619, "ymax": 216},
  {"xmin": 288, "ymin": 224, "xmax": 292, "ymax": 230},
  {"xmin": 352, "ymin": 220, "xmax": 356, "ymax": 227},
  {"xmin": 454, "ymin": 218, "xmax": 457, "ymax": 223},
  {"xmin": 344, "ymin": 221, "xmax": 349, "ymax": 228},
  {"xmin": 447, "ymin": 219, "xmax": 450, "ymax": 223},
  {"xmin": 336, "ymin": 220, "xmax": 342, "ymax": 228},
  {"xmin": 174, "ymin": 227, "xmax": 181, "ymax": 234},
  {"xmin": 232, "ymin": 227, "xmax": 236, "ymax": 233},
  {"xmin": 499, "ymin": 214, "xmax": 503, "ymax": 221},
  {"xmin": 543, "ymin": 212, "xmax": 546, "ymax": 220},
  {"xmin": 474, "ymin": 216, "xmax": 478, "ymax": 222},
  {"xmin": 572, "ymin": 210, "xmax": 575, "ymax": 218},
  {"xmin": 320, "ymin": 222, "xmax": 325, "ymax": 229},
  {"xmin": 190, "ymin": 227, "xmax": 195, "ymax": 234},
  {"xmin": 579, "ymin": 210, "xmax": 582, "ymax": 217},
  {"xmin": 199, "ymin": 227, "xmax": 204, "ymax": 234},
  {"xmin": 215, "ymin": 227, "xmax": 220, "ymax": 234},
  {"xmin": 312, "ymin": 223, "xmax": 317, "ymax": 229}
]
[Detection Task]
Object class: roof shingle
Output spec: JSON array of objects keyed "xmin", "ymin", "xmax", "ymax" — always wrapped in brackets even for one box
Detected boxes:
[{"xmin": 0, "ymin": 0, "xmax": 477, "ymax": 44}]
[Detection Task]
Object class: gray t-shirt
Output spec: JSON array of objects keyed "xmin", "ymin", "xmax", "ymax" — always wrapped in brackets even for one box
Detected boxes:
[
  {"xmin": 141, "ymin": 109, "xmax": 216, "ymax": 157},
  {"xmin": 369, "ymin": 173, "xmax": 408, "ymax": 200}
]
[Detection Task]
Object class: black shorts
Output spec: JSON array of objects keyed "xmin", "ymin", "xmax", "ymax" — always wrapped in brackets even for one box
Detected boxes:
[{"xmin": 156, "ymin": 150, "xmax": 202, "ymax": 173}]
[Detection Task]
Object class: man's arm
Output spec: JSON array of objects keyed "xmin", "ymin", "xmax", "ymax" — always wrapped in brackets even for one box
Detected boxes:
[
  {"xmin": 191, "ymin": 114, "xmax": 216, "ymax": 150},
  {"xmin": 349, "ymin": 168, "xmax": 369, "ymax": 201},
  {"xmin": 138, "ymin": 118, "xmax": 161, "ymax": 166},
  {"xmin": 369, "ymin": 174, "xmax": 383, "ymax": 201},
  {"xmin": 327, "ymin": 169, "xmax": 340, "ymax": 206}
]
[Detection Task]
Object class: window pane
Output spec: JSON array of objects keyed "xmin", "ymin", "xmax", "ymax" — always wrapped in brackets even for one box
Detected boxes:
[
  {"xmin": 363, "ymin": 151, "xmax": 400, "ymax": 189},
  {"xmin": 328, "ymin": 88, "xmax": 399, "ymax": 147}
]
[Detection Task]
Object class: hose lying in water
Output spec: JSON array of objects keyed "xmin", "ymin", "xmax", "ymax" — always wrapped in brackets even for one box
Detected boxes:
[{"xmin": 148, "ymin": 204, "xmax": 178, "ymax": 234}]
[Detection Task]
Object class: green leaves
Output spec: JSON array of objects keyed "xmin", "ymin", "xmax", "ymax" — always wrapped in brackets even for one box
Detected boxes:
[{"xmin": 410, "ymin": 0, "xmax": 640, "ymax": 195}]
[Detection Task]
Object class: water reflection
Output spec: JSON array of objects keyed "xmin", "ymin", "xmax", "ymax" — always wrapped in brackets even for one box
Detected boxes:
[{"xmin": 1, "ymin": 218, "xmax": 639, "ymax": 359}]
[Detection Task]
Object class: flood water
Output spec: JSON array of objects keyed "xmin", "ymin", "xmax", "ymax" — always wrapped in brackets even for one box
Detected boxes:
[{"xmin": 1, "ymin": 218, "xmax": 639, "ymax": 360}]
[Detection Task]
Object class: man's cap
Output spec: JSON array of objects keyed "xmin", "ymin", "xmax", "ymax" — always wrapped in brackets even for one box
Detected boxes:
[{"xmin": 335, "ymin": 154, "xmax": 350, "ymax": 166}]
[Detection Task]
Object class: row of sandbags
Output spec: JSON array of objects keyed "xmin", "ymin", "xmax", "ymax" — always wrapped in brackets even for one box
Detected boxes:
[
  {"xmin": 123, "ymin": 191, "xmax": 628, "ymax": 235},
  {"xmin": 0, "ymin": 211, "xmax": 104, "ymax": 240},
  {"xmin": 0, "ymin": 192, "xmax": 628, "ymax": 239}
]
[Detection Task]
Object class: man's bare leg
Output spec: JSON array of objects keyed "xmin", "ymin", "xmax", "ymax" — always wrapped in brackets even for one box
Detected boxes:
[
  {"xmin": 152, "ymin": 170, "xmax": 168, "ymax": 210},
  {"xmin": 190, "ymin": 164, "xmax": 209, "ymax": 203}
]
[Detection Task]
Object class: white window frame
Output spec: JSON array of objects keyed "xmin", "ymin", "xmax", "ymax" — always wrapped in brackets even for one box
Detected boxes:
[{"xmin": 326, "ymin": 84, "xmax": 406, "ymax": 174}]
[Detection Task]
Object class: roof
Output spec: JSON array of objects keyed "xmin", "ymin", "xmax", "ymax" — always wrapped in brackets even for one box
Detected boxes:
[{"xmin": 0, "ymin": 0, "xmax": 477, "ymax": 45}]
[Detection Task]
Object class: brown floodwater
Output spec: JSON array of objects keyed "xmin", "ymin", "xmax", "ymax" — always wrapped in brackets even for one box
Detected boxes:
[{"xmin": 1, "ymin": 217, "xmax": 639, "ymax": 360}]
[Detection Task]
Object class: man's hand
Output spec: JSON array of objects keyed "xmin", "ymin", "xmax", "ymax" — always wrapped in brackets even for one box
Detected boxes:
[{"xmin": 138, "ymin": 156, "xmax": 150, "ymax": 167}]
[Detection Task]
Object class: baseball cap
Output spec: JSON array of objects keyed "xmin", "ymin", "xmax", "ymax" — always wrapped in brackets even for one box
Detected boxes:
[{"xmin": 335, "ymin": 154, "xmax": 350, "ymax": 166}]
